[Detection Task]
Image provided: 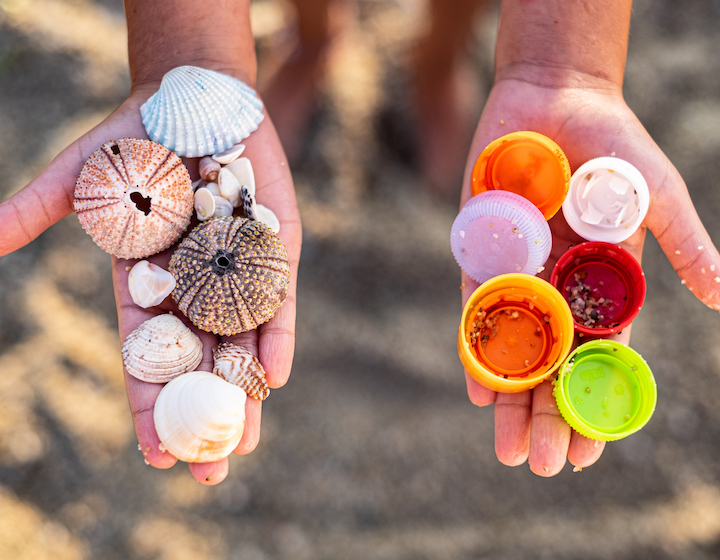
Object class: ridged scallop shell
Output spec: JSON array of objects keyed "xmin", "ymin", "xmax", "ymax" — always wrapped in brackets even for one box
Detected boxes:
[
  {"xmin": 74, "ymin": 138, "xmax": 194, "ymax": 259},
  {"xmin": 168, "ymin": 216, "xmax": 290, "ymax": 336},
  {"xmin": 128, "ymin": 260, "xmax": 176, "ymax": 308},
  {"xmin": 140, "ymin": 66, "xmax": 265, "ymax": 158},
  {"xmin": 154, "ymin": 371, "xmax": 247, "ymax": 463},
  {"xmin": 213, "ymin": 343, "xmax": 270, "ymax": 400},
  {"xmin": 121, "ymin": 314, "xmax": 203, "ymax": 383}
]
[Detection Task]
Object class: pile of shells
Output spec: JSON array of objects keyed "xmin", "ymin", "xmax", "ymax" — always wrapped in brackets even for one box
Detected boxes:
[
  {"xmin": 193, "ymin": 143, "xmax": 280, "ymax": 234},
  {"xmin": 72, "ymin": 66, "xmax": 291, "ymax": 470}
]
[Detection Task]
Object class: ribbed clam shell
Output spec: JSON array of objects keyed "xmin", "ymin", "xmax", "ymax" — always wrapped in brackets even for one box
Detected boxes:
[
  {"xmin": 169, "ymin": 216, "xmax": 290, "ymax": 336},
  {"xmin": 141, "ymin": 66, "xmax": 265, "ymax": 157},
  {"xmin": 74, "ymin": 138, "xmax": 194, "ymax": 259},
  {"xmin": 154, "ymin": 371, "xmax": 247, "ymax": 463},
  {"xmin": 121, "ymin": 314, "xmax": 203, "ymax": 383},
  {"xmin": 128, "ymin": 260, "xmax": 176, "ymax": 308},
  {"xmin": 213, "ymin": 343, "xmax": 270, "ymax": 400}
]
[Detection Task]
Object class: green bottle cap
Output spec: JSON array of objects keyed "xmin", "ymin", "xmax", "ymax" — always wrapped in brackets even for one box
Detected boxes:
[{"xmin": 553, "ymin": 340, "xmax": 656, "ymax": 441}]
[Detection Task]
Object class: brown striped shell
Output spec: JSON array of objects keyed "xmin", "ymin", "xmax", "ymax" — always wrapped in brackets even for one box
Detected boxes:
[
  {"xmin": 74, "ymin": 138, "xmax": 194, "ymax": 259},
  {"xmin": 168, "ymin": 216, "xmax": 290, "ymax": 336},
  {"xmin": 212, "ymin": 343, "xmax": 270, "ymax": 400}
]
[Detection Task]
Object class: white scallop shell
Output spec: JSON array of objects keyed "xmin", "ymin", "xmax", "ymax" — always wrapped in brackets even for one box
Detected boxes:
[
  {"xmin": 128, "ymin": 260, "xmax": 176, "ymax": 308},
  {"xmin": 212, "ymin": 343, "xmax": 270, "ymax": 400},
  {"xmin": 154, "ymin": 371, "xmax": 247, "ymax": 463},
  {"xmin": 218, "ymin": 167, "xmax": 241, "ymax": 207},
  {"xmin": 141, "ymin": 66, "xmax": 265, "ymax": 158},
  {"xmin": 122, "ymin": 314, "xmax": 203, "ymax": 383}
]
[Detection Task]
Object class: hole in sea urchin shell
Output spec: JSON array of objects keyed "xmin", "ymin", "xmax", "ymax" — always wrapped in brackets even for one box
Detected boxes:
[
  {"xmin": 130, "ymin": 191, "xmax": 152, "ymax": 216},
  {"xmin": 212, "ymin": 250, "xmax": 236, "ymax": 275}
]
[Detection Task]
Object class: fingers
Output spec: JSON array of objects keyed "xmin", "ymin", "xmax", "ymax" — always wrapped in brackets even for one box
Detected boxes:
[
  {"xmin": 494, "ymin": 391, "xmax": 531, "ymax": 466},
  {"xmin": 567, "ymin": 431, "xmax": 605, "ymax": 470},
  {"xmin": 233, "ymin": 397, "xmax": 263, "ymax": 455},
  {"xmin": 528, "ymin": 380, "xmax": 571, "ymax": 477},
  {"xmin": 189, "ymin": 460, "xmax": 230, "ymax": 486},
  {"xmin": 465, "ymin": 373, "xmax": 497, "ymax": 407},
  {"xmin": 646, "ymin": 162, "xmax": 720, "ymax": 311}
]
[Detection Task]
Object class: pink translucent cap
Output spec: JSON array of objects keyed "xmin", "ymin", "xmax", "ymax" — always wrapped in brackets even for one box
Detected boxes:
[
  {"xmin": 562, "ymin": 157, "xmax": 650, "ymax": 243},
  {"xmin": 450, "ymin": 191, "xmax": 552, "ymax": 284}
]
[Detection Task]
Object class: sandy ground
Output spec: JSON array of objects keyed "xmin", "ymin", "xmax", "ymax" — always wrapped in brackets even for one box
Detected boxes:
[{"xmin": 2, "ymin": 0, "xmax": 720, "ymax": 559}]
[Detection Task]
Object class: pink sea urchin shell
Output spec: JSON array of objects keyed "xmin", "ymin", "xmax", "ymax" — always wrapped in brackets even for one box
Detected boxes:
[
  {"xmin": 169, "ymin": 216, "xmax": 290, "ymax": 336},
  {"xmin": 74, "ymin": 138, "xmax": 194, "ymax": 259}
]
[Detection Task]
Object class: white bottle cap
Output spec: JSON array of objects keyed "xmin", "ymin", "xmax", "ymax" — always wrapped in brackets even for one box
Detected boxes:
[
  {"xmin": 562, "ymin": 157, "xmax": 649, "ymax": 243},
  {"xmin": 450, "ymin": 191, "xmax": 552, "ymax": 284}
]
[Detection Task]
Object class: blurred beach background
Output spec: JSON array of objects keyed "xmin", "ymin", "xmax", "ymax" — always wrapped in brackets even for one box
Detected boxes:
[{"xmin": 3, "ymin": 0, "xmax": 720, "ymax": 558}]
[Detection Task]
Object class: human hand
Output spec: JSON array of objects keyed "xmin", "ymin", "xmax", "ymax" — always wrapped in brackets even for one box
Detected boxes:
[
  {"xmin": 460, "ymin": 77, "xmax": 720, "ymax": 476},
  {"xmin": 0, "ymin": 84, "xmax": 301, "ymax": 485}
]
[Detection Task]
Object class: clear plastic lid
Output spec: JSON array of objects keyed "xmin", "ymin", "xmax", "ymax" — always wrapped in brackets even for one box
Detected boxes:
[
  {"xmin": 451, "ymin": 191, "xmax": 551, "ymax": 284},
  {"xmin": 562, "ymin": 157, "xmax": 649, "ymax": 243}
]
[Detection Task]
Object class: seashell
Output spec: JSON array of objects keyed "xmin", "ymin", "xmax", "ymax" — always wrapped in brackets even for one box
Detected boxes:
[
  {"xmin": 168, "ymin": 216, "xmax": 290, "ymax": 336},
  {"xmin": 192, "ymin": 179, "xmax": 205, "ymax": 190},
  {"xmin": 212, "ymin": 342, "xmax": 270, "ymax": 400},
  {"xmin": 199, "ymin": 156, "xmax": 220, "ymax": 182},
  {"xmin": 240, "ymin": 185, "xmax": 257, "ymax": 220},
  {"xmin": 122, "ymin": 314, "xmax": 203, "ymax": 383},
  {"xmin": 225, "ymin": 157, "xmax": 255, "ymax": 196},
  {"xmin": 128, "ymin": 260, "xmax": 177, "ymax": 308},
  {"xmin": 74, "ymin": 138, "xmax": 194, "ymax": 259},
  {"xmin": 141, "ymin": 66, "xmax": 265, "ymax": 157},
  {"xmin": 212, "ymin": 143, "xmax": 245, "ymax": 164},
  {"xmin": 194, "ymin": 187, "xmax": 215, "ymax": 221},
  {"xmin": 204, "ymin": 181, "xmax": 221, "ymax": 197},
  {"xmin": 218, "ymin": 167, "xmax": 241, "ymax": 207},
  {"xmin": 154, "ymin": 371, "xmax": 247, "ymax": 463},
  {"xmin": 213, "ymin": 196, "xmax": 234, "ymax": 217},
  {"xmin": 255, "ymin": 204, "xmax": 280, "ymax": 234}
]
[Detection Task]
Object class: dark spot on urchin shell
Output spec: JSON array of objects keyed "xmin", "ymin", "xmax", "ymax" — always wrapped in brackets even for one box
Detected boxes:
[
  {"xmin": 110, "ymin": 143, "xmax": 120, "ymax": 155},
  {"xmin": 211, "ymin": 250, "xmax": 236, "ymax": 275},
  {"xmin": 129, "ymin": 191, "xmax": 152, "ymax": 215}
]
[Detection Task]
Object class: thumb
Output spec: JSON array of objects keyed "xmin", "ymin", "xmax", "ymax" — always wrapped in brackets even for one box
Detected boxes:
[
  {"xmin": 647, "ymin": 161, "xmax": 720, "ymax": 311},
  {"xmin": 0, "ymin": 99, "xmax": 149, "ymax": 257}
]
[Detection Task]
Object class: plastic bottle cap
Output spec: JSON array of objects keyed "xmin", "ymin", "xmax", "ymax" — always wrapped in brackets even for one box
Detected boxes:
[
  {"xmin": 451, "ymin": 191, "xmax": 551, "ymax": 284},
  {"xmin": 554, "ymin": 340, "xmax": 656, "ymax": 441},
  {"xmin": 562, "ymin": 156, "xmax": 649, "ymax": 243},
  {"xmin": 549, "ymin": 241, "xmax": 646, "ymax": 337},
  {"xmin": 470, "ymin": 131, "xmax": 571, "ymax": 220},
  {"xmin": 457, "ymin": 273, "xmax": 575, "ymax": 393}
]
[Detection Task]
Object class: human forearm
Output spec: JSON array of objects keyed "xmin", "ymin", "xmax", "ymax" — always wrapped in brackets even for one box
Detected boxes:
[
  {"xmin": 495, "ymin": 0, "xmax": 632, "ymax": 90},
  {"xmin": 123, "ymin": 0, "xmax": 257, "ymax": 90}
]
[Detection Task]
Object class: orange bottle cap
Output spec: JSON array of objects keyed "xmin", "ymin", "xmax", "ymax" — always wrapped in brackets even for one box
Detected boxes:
[
  {"xmin": 457, "ymin": 273, "xmax": 575, "ymax": 393},
  {"xmin": 470, "ymin": 131, "xmax": 571, "ymax": 220}
]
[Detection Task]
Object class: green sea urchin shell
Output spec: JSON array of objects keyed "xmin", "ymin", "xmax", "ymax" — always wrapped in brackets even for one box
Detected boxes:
[{"xmin": 168, "ymin": 216, "xmax": 289, "ymax": 335}]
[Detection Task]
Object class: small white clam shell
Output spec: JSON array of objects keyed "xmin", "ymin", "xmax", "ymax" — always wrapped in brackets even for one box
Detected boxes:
[
  {"xmin": 199, "ymin": 156, "xmax": 221, "ymax": 182},
  {"xmin": 225, "ymin": 157, "xmax": 255, "ymax": 196},
  {"xmin": 122, "ymin": 314, "xmax": 203, "ymax": 383},
  {"xmin": 194, "ymin": 187, "xmax": 216, "ymax": 221},
  {"xmin": 141, "ymin": 66, "xmax": 265, "ymax": 157},
  {"xmin": 128, "ymin": 260, "xmax": 177, "ymax": 308},
  {"xmin": 218, "ymin": 167, "xmax": 241, "ymax": 207},
  {"xmin": 154, "ymin": 371, "xmax": 247, "ymax": 463},
  {"xmin": 212, "ymin": 143, "xmax": 245, "ymax": 164},
  {"xmin": 213, "ymin": 343, "xmax": 270, "ymax": 400},
  {"xmin": 204, "ymin": 181, "xmax": 221, "ymax": 197},
  {"xmin": 213, "ymin": 196, "xmax": 234, "ymax": 217},
  {"xmin": 255, "ymin": 204, "xmax": 280, "ymax": 234}
]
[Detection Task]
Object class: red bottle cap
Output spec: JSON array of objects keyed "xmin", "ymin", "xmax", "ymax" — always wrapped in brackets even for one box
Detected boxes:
[{"xmin": 550, "ymin": 241, "xmax": 646, "ymax": 337}]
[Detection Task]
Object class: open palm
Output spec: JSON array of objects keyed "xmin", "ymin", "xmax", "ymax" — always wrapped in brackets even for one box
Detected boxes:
[
  {"xmin": 0, "ymin": 86, "xmax": 301, "ymax": 485},
  {"xmin": 461, "ymin": 78, "xmax": 720, "ymax": 475}
]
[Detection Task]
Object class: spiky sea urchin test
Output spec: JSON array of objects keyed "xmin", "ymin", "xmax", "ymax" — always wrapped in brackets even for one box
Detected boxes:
[
  {"xmin": 73, "ymin": 138, "xmax": 193, "ymax": 259},
  {"xmin": 168, "ymin": 216, "xmax": 289, "ymax": 336}
]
